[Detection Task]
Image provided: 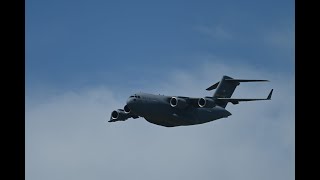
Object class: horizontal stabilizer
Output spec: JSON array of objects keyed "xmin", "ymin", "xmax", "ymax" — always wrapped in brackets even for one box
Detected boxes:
[
  {"xmin": 216, "ymin": 89, "xmax": 273, "ymax": 105},
  {"xmin": 206, "ymin": 78, "xmax": 269, "ymax": 91},
  {"xmin": 225, "ymin": 79, "xmax": 269, "ymax": 82},
  {"xmin": 206, "ymin": 82, "xmax": 220, "ymax": 90}
]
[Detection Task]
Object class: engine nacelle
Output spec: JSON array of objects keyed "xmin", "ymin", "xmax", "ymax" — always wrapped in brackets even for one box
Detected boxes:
[
  {"xmin": 123, "ymin": 105, "xmax": 139, "ymax": 119},
  {"xmin": 110, "ymin": 109, "xmax": 130, "ymax": 122},
  {"xmin": 198, "ymin": 97, "xmax": 216, "ymax": 108},
  {"xmin": 124, "ymin": 105, "xmax": 131, "ymax": 113},
  {"xmin": 170, "ymin": 97, "xmax": 188, "ymax": 109}
]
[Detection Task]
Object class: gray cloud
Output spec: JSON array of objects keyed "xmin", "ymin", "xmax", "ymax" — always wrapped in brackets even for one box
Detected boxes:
[{"xmin": 26, "ymin": 61, "xmax": 294, "ymax": 180}]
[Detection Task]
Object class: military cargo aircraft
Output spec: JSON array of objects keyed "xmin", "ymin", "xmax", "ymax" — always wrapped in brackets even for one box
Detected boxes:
[{"xmin": 108, "ymin": 75, "xmax": 273, "ymax": 127}]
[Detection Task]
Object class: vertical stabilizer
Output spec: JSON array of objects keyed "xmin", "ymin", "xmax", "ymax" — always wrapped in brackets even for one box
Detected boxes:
[
  {"xmin": 212, "ymin": 76, "xmax": 239, "ymax": 108},
  {"xmin": 206, "ymin": 76, "xmax": 269, "ymax": 108}
]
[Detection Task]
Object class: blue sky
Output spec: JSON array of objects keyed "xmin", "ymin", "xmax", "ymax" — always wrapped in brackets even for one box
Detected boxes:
[
  {"xmin": 26, "ymin": 0, "xmax": 294, "ymax": 94},
  {"xmin": 26, "ymin": 0, "xmax": 294, "ymax": 180}
]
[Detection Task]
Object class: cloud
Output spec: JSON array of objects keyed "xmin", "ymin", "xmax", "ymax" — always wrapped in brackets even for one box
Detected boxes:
[
  {"xmin": 195, "ymin": 25, "xmax": 232, "ymax": 40},
  {"xmin": 26, "ymin": 61, "xmax": 294, "ymax": 180}
]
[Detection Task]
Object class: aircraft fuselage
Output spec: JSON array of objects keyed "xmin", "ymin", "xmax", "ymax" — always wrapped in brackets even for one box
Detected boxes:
[
  {"xmin": 125, "ymin": 92, "xmax": 231, "ymax": 127},
  {"xmin": 108, "ymin": 75, "xmax": 272, "ymax": 127}
]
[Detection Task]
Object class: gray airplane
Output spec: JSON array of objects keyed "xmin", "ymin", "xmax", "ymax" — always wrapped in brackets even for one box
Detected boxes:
[{"xmin": 109, "ymin": 75, "xmax": 273, "ymax": 127}]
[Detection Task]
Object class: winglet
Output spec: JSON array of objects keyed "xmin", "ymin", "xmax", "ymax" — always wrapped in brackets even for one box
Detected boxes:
[{"xmin": 267, "ymin": 89, "xmax": 273, "ymax": 100}]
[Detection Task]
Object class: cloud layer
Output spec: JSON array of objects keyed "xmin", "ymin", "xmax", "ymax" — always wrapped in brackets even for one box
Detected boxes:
[{"xmin": 26, "ymin": 61, "xmax": 294, "ymax": 180}]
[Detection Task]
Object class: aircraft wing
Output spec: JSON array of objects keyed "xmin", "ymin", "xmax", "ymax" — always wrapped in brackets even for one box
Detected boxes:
[
  {"xmin": 174, "ymin": 96, "xmax": 201, "ymax": 107},
  {"xmin": 217, "ymin": 89, "xmax": 273, "ymax": 105}
]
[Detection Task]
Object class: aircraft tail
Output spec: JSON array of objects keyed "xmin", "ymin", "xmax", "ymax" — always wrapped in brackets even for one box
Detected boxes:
[{"xmin": 206, "ymin": 75, "xmax": 269, "ymax": 108}]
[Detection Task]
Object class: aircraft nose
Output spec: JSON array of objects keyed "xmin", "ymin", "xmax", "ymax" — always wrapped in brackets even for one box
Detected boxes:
[{"xmin": 126, "ymin": 97, "xmax": 136, "ymax": 107}]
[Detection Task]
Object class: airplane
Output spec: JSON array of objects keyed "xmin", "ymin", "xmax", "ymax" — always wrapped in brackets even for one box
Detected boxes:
[{"xmin": 108, "ymin": 75, "xmax": 273, "ymax": 127}]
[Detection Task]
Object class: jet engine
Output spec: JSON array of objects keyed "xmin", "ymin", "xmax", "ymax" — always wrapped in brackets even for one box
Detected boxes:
[
  {"xmin": 124, "ymin": 105, "xmax": 131, "ymax": 113},
  {"xmin": 198, "ymin": 97, "xmax": 216, "ymax": 108},
  {"xmin": 110, "ymin": 109, "xmax": 130, "ymax": 122},
  {"xmin": 170, "ymin": 97, "xmax": 188, "ymax": 109}
]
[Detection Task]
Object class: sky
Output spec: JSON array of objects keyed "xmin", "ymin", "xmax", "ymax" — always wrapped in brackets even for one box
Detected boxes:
[{"xmin": 26, "ymin": 0, "xmax": 294, "ymax": 180}]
